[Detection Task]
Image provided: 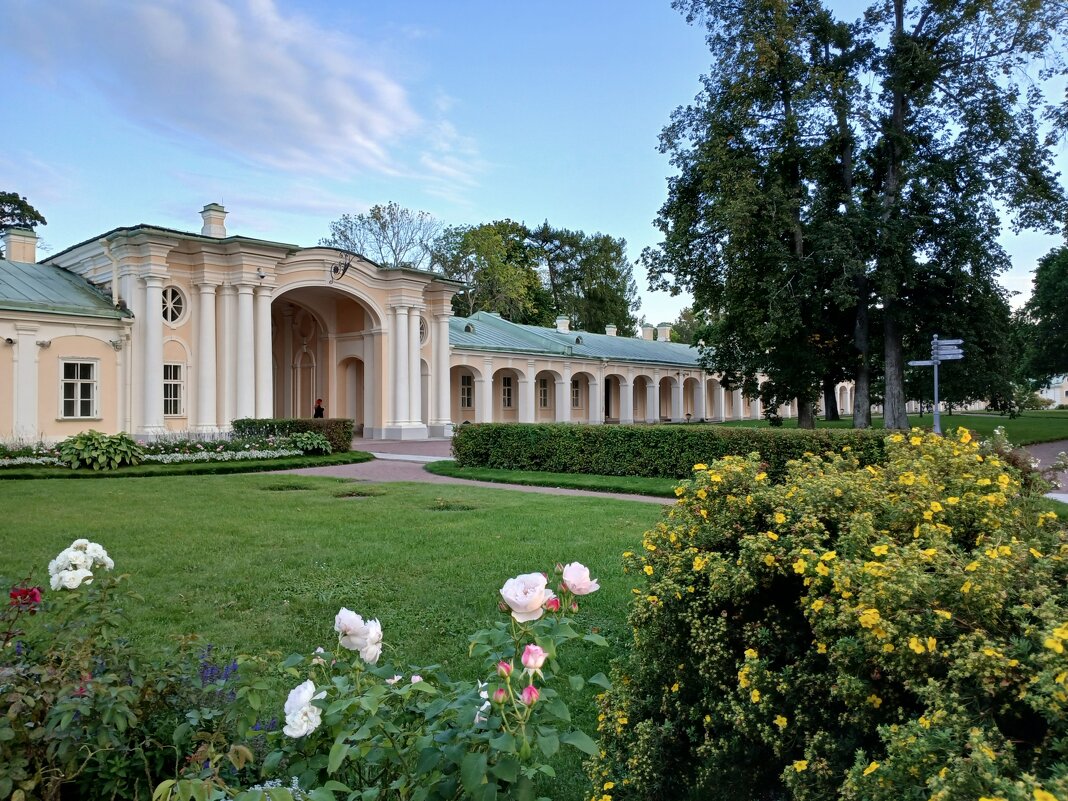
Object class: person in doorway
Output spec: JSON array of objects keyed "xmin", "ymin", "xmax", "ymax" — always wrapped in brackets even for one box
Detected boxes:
[{"xmin": 313, "ymin": 399, "xmax": 325, "ymax": 418}]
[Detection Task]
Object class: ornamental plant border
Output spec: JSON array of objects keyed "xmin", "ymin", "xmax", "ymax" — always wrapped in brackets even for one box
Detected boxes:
[
  {"xmin": 452, "ymin": 423, "xmax": 887, "ymax": 481},
  {"xmin": 232, "ymin": 418, "xmax": 355, "ymax": 453}
]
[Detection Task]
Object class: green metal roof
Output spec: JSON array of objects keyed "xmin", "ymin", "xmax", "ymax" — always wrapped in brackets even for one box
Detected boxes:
[
  {"xmin": 0, "ymin": 259, "xmax": 129, "ymax": 319},
  {"xmin": 450, "ymin": 311, "xmax": 703, "ymax": 368}
]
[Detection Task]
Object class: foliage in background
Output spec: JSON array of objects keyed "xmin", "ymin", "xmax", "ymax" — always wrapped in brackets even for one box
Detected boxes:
[
  {"xmin": 1023, "ymin": 246, "xmax": 1068, "ymax": 382},
  {"xmin": 589, "ymin": 429, "xmax": 1068, "ymax": 800},
  {"xmin": 319, "ymin": 201, "xmax": 441, "ymax": 272},
  {"xmin": 231, "ymin": 418, "xmax": 354, "ymax": 453},
  {"xmin": 451, "ymin": 423, "xmax": 886, "ymax": 481},
  {"xmin": 57, "ymin": 430, "xmax": 143, "ymax": 470}
]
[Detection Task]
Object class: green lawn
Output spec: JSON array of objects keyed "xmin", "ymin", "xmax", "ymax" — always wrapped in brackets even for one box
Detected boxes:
[
  {"xmin": 720, "ymin": 410, "xmax": 1068, "ymax": 445},
  {"xmin": 0, "ymin": 474, "xmax": 659, "ymax": 801},
  {"xmin": 426, "ymin": 460, "xmax": 678, "ymax": 497}
]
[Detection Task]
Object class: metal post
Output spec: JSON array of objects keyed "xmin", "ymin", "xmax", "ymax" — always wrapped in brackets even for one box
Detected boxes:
[{"xmin": 932, "ymin": 334, "xmax": 941, "ymax": 435}]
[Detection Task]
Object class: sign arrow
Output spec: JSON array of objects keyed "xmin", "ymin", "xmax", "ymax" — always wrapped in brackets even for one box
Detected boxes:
[
  {"xmin": 934, "ymin": 338, "xmax": 964, "ymax": 345},
  {"xmin": 936, "ymin": 353, "xmax": 964, "ymax": 361},
  {"xmin": 908, "ymin": 360, "xmax": 936, "ymax": 366}
]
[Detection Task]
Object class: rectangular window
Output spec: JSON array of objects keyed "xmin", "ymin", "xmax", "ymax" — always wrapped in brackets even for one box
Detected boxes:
[
  {"xmin": 571, "ymin": 378, "xmax": 581, "ymax": 409},
  {"xmin": 163, "ymin": 363, "xmax": 184, "ymax": 416},
  {"xmin": 460, "ymin": 374, "xmax": 473, "ymax": 409},
  {"xmin": 538, "ymin": 378, "xmax": 549, "ymax": 409},
  {"xmin": 501, "ymin": 376, "xmax": 513, "ymax": 408},
  {"xmin": 61, "ymin": 360, "xmax": 97, "ymax": 419}
]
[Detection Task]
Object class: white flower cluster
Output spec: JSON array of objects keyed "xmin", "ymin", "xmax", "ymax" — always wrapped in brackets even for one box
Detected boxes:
[
  {"xmin": 282, "ymin": 680, "xmax": 326, "ymax": 738},
  {"xmin": 0, "ymin": 456, "xmax": 64, "ymax": 467},
  {"xmin": 141, "ymin": 449, "xmax": 302, "ymax": 464},
  {"xmin": 334, "ymin": 608, "xmax": 383, "ymax": 664},
  {"xmin": 48, "ymin": 538, "xmax": 114, "ymax": 590},
  {"xmin": 245, "ymin": 778, "xmax": 308, "ymax": 800}
]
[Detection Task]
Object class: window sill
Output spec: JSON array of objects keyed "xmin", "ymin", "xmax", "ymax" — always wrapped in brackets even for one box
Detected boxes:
[{"xmin": 56, "ymin": 417, "xmax": 102, "ymax": 422}]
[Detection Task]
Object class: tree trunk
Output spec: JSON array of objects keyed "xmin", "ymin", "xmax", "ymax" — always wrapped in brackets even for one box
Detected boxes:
[
  {"xmin": 883, "ymin": 309, "xmax": 910, "ymax": 429},
  {"xmin": 797, "ymin": 398, "xmax": 816, "ymax": 429},
  {"xmin": 852, "ymin": 277, "xmax": 872, "ymax": 428},
  {"xmin": 822, "ymin": 377, "xmax": 840, "ymax": 421}
]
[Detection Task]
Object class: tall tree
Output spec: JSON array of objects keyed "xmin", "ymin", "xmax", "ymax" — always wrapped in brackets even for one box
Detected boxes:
[
  {"xmin": 320, "ymin": 201, "xmax": 441, "ymax": 271},
  {"xmin": 1023, "ymin": 245, "xmax": 1068, "ymax": 380},
  {"xmin": 0, "ymin": 192, "xmax": 46, "ymax": 258}
]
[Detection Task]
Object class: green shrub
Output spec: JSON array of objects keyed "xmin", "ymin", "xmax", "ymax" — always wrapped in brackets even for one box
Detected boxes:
[
  {"xmin": 231, "ymin": 418, "xmax": 353, "ymax": 452},
  {"xmin": 588, "ymin": 428, "xmax": 1068, "ymax": 801},
  {"xmin": 452, "ymin": 423, "xmax": 886, "ymax": 480},
  {"xmin": 282, "ymin": 431, "xmax": 333, "ymax": 455},
  {"xmin": 57, "ymin": 430, "xmax": 143, "ymax": 470}
]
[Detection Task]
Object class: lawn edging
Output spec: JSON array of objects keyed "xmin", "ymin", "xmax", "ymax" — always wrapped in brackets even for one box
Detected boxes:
[
  {"xmin": 425, "ymin": 459, "xmax": 677, "ymax": 497},
  {"xmin": 0, "ymin": 450, "xmax": 374, "ymax": 480}
]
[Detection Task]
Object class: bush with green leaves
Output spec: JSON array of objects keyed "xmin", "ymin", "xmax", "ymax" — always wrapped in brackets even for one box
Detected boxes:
[
  {"xmin": 157, "ymin": 564, "xmax": 608, "ymax": 801},
  {"xmin": 451, "ymin": 423, "xmax": 886, "ymax": 481},
  {"xmin": 232, "ymin": 419, "xmax": 353, "ymax": 453},
  {"xmin": 57, "ymin": 430, "xmax": 143, "ymax": 470},
  {"xmin": 282, "ymin": 431, "xmax": 333, "ymax": 456},
  {"xmin": 589, "ymin": 428, "xmax": 1068, "ymax": 801}
]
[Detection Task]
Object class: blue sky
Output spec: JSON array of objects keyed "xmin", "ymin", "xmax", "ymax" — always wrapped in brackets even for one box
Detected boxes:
[{"xmin": 1, "ymin": 0, "xmax": 1063, "ymax": 326}]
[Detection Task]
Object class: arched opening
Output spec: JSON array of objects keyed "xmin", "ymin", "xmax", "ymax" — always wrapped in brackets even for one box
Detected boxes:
[
  {"xmin": 571, "ymin": 371, "xmax": 595, "ymax": 423},
  {"xmin": 451, "ymin": 364, "xmax": 481, "ymax": 424},
  {"xmin": 338, "ymin": 357, "xmax": 365, "ymax": 434},
  {"xmin": 292, "ymin": 348, "xmax": 316, "ymax": 418},
  {"xmin": 633, "ymin": 375, "xmax": 653, "ymax": 421},
  {"xmin": 493, "ymin": 367, "xmax": 522, "ymax": 423},
  {"xmin": 658, "ymin": 376, "xmax": 678, "ymax": 422},
  {"xmin": 534, "ymin": 369, "xmax": 560, "ymax": 422}
]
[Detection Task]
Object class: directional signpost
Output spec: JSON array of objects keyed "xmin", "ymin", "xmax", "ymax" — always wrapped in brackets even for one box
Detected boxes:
[{"xmin": 907, "ymin": 335, "xmax": 964, "ymax": 435}]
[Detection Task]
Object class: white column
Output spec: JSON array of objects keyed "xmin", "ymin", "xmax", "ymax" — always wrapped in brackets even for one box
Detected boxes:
[
  {"xmin": 235, "ymin": 285, "xmax": 256, "ymax": 419},
  {"xmin": 694, "ymin": 376, "xmax": 707, "ymax": 421},
  {"xmin": 408, "ymin": 309, "xmax": 421, "ymax": 425},
  {"xmin": 752, "ymin": 398, "xmax": 761, "ymax": 419},
  {"xmin": 733, "ymin": 389, "xmax": 744, "ymax": 420},
  {"xmin": 716, "ymin": 384, "xmax": 726, "ymax": 421},
  {"xmin": 520, "ymin": 362, "xmax": 536, "ymax": 423},
  {"xmin": 254, "ymin": 287, "xmax": 273, "ymax": 418},
  {"xmin": 392, "ymin": 306, "xmax": 409, "ymax": 426},
  {"xmin": 588, "ymin": 378, "xmax": 602, "ymax": 424},
  {"xmin": 431, "ymin": 313, "xmax": 452, "ymax": 435},
  {"xmin": 141, "ymin": 276, "xmax": 165, "ymax": 433},
  {"xmin": 671, "ymin": 379, "xmax": 682, "ymax": 421},
  {"xmin": 619, "ymin": 377, "xmax": 634, "ymax": 424},
  {"xmin": 217, "ymin": 285, "xmax": 237, "ymax": 428},
  {"xmin": 12, "ymin": 323, "xmax": 38, "ymax": 438},
  {"xmin": 195, "ymin": 283, "xmax": 218, "ymax": 431},
  {"xmin": 646, "ymin": 377, "xmax": 659, "ymax": 423},
  {"xmin": 555, "ymin": 364, "xmax": 572, "ymax": 422},
  {"xmin": 282, "ymin": 306, "xmax": 294, "ymax": 417}
]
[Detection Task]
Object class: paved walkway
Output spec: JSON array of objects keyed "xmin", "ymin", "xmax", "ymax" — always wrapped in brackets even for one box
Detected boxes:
[{"xmin": 285, "ymin": 437, "xmax": 1068, "ymax": 506}]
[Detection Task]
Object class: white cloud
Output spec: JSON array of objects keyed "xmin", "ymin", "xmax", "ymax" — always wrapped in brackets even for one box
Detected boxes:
[{"xmin": 3, "ymin": 0, "xmax": 425, "ymax": 176}]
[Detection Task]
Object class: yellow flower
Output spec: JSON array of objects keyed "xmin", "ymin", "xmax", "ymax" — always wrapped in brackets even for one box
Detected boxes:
[
  {"xmin": 927, "ymin": 637, "xmax": 937, "ymax": 652},
  {"xmin": 710, "ymin": 473, "xmax": 723, "ymax": 483},
  {"xmin": 899, "ymin": 472, "xmax": 916, "ymax": 486},
  {"xmin": 961, "ymin": 581, "xmax": 972, "ymax": 594},
  {"xmin": 977, "ymin": 478, "xmax": 992, "ymax": 486},
  {"xmin": 774, "ymin": 512, "xmax": 786, "ymax": 525},
  {"xmin": 1031, "ymin": 548, "xmax": 1044, "ymax": 559},
  {"xmin": 816, "ymin": 642, "xmax": 828, "ymax": 654},
  {"xmin": 792, "ymin": 760, "xmax": 808, "ymax": 772},
  {"xmin": 1034, "ymin": 790, "xmax": 1058, "ymax": 801},
  {"xmin": 674, "ymin": 486, "xmax": 685, "ymax": 497},
  {"xmin": 793, "ymin": 558, "xmax": 808, "ymax": 574},
  {"xmin": 958, "ymin": 428, "xmax": 972, "ymax": 444},
  {"xmin": 696, "ymin": 488, "xmax": 707, "ymax": 500},
  {"xmin": 820, "ymin": 551, "xmax": 837, "ymax": 561},
  {"xmin": 643, "ymin": 565, "xmax": 654, "ymax": 575},
  {"xmin": 889, "ymin": 434, "xmax": 904, "ymax": 443},
  {"xmin": 883, "ymin": 643, "xmax": 895, "ymax": 653},
  {"xmin": 910, "ymin": 436, "xmax": 922, "ymax": 445},
  {"xmin": 858, "ymin": 608, "xmax": 881, "ymax": 628},
  {"xmin": 774, "ymin": 715, "xmax": 788, "ymax": 729},
  {"xmin": 755, "ymin": 472, "xmax": 767, "ymax": 481},
  {"xmin": 693, "ymin": 555, "xmax": 708, "ymax": 571},
  {"xmin": 766, "ymin": 531, "xmax": 779, "ymax": 541},
  {"xmin": 929, "ymin": 501, "xmax": 943, "ymax": 513},
  {"xmin": 764, "ymin": 554, "xmax": 777, "ymax": 566},
  {"xmin": 909, "ymin": 637, "xmax": 927, "ymax": 654},
  {"xmin": 811, "ymin": 599, "xmax": 825, "ymax": 612},
  {"xmin": 693, "ymin": 463, "xmax": 707, "ymax": 471},
  {"xmin": 745, "ymin": 648, "xmax": 759, "ymax": 659},
  {"xmin": 622, "ymin": 551, "xmax": 633, "ymax": 558},
  {"xmin": 616, "ymin": 716, "xmax": 628, "ymax": 725},
  {"xmin": 947, "ymin": 496, "xmax": 960, "ymax": 505},
  {"xmin": 998, "ymin": 474, "xmax": 1010, "ymax": 486},
  {"xmin": 934, "ymin": 609, "xmax": 951, "ymax": 619},
  {"xmin": 1045, "ymin": 638, "xmax": 1065, "ymax": 654},
  {"xmin": 867, "ymin": 694, "xmax": 882, "ymax": 708},
  {"xmin": 871, "ymin": 544, "xmax": 890, "ymax": 556},
  {"xmin": 815, "ymin": 562, "xmax": 830, "ymax": 576},
  {"xmin": 751, "ymin": 689, "xmax": 761, "ymax": 703},
  {"xmin": 671, "ymin": 682, "xmax": 679, "ymax": 693},
  {"xmin": 603, "ymin": 782, "xmax": 616, "ymax": 790},
  {"xmin": 863, "ymin": 761, "xmax": 879, "ymax": 776}
]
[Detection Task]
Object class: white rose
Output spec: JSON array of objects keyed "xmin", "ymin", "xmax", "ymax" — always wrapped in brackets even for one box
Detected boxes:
[
  {"xmin": 360, "ymin": 641, "xmax": 382, "ymax": 665},
  {"xmin": 500, "ymin": 573, "xmax": 552, "ymax": 623},
  {"xmin": 71, "ymin": 538, "xmax": 90, "ymax": 550},
  {"xmin": 334, "ymin": 607, "xmax": 369, "ymax": 651},
  {"xmin": 561, "ymin": 562, "xmax": 600, "ymax": 596},
  {"xmin": 282, "ymin": 680, "xmax": 325, "ymax": 738},
  {"xmin": 56, "ymin": 569, "xmax": 93, "ymax": 590},
  {"xmin": 358, "ymin": 618, "xmax": 383, "ymax": 664}
]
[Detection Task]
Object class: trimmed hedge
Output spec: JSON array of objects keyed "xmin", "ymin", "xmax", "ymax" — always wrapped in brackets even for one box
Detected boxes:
[
  {"xmin": 451, "ymin": 423, "xmax": 887, "ymax": 480},
  {"xmin": 232, "ymin": 417, "xmax": 354, "ymax": 452}
]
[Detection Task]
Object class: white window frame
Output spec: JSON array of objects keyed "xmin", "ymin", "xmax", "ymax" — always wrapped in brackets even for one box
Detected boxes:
[
  {"xmin": 538, "ymin": 378, "xmax": 550, "ymax": 409},
  {"xmin": 163, "ymin": 362, "xmax": 186, "ymax": 417},
  {"xmin": 59, "ymin": 359, "xmax": 99, "ymax": 419},
  {"xmin": 162, "ymin": 286, "xmax": 186, "ymax": 325},
  {"xmin": 460, "ymin": 374, "xmax": 473, "ymax": 409},
  {"xmin": 571, "ymin": 378, "xmax": 582, "ymax": 409},
  {"xmin": 501, "ymin": 375, "xmax": 513, "ymax": 408}
]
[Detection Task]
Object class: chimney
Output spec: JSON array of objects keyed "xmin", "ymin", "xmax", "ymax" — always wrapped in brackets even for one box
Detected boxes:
[
  {"xmin": 3, "ymin": 228, "xmax": 37, "ymax": 263},
  {"xmin": 200, "ymin": 203, "xmax": 228, "ymax": 237},
  {"xmin": 657, "ymin": 322, "xmax": 673, "ymax": 341},
  {"xmin": 555, "ymin": 315, "xmax": 570, "ymax": 333},
  {"xmin": 605, "ymin": 324, "xmax": 617, "ymax": 336},
  {"xmin": 641, "ymin": 323, "xmax": 654, "ymax": 341}
]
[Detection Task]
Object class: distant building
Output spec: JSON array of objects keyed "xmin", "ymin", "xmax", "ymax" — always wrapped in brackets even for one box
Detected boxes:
[
  {"xmin": 1039, "ymin": 376, "xmax": 1068, "ymax": 407},
  {"xmin": 0, "ymin": 205, "xmax": 829, "ymax": 442}
]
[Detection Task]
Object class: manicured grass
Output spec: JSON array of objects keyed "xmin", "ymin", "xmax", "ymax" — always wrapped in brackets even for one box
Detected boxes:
[
  {"xmin": 0, "ymin": 450, "xmax": 373, "ymax": 480},
  {"xmin": 720, "ymin": 411, "xmax": 1068, "ymax": 445},
  {"xmin": 425, "ymin": 460, "xmax": 678, "ymax": 497},
  {"xmin": 0, "ymin": 475, "xmax": 659, "ymax": 801}
]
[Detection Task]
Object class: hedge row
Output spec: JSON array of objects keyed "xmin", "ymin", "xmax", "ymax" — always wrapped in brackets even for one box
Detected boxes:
[
  {"xmin": 232, "ymin": 418, "xmax": 354, "ymax": 452},
  {"xmin": 451, "ymin": 423, "xmax": 887, "ymax": 480}
]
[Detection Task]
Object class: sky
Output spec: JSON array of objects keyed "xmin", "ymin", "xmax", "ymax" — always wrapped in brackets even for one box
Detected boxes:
[{"xmin": 1, "ymin": 0, "xmax": 1064, "ymax": 327}]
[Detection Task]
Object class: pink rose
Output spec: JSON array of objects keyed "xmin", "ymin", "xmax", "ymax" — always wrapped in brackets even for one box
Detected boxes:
[
  {"xmin": 500, "ymin": 573, "xmax": 556, "ymax": 623},
  {"xmin": 561, "ymin": 562, "xmax": 600, "ymax": 596},
  {"xmin": 521, "ymin": 685, "xmax": 540, "ymax": 706},
  {"xmin": 492, "ymin": 687, "xmax": 508, "ymax": 704},
  {"xmin": 544, "ymin": 596, "xmax": 561, "ymax": 612},
  {"xmin": 497, "ymin": 660, "xmax": 513, "ymax": 678},
  {"xmin": 522, "ymin": 643, "xmax": 547, "ymax": 674}
]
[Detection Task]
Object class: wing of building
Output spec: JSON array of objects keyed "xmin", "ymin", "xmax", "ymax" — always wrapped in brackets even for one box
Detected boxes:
[{"xmin": 0, "ymin": 205, "xmax": 817, "ymax": 442}]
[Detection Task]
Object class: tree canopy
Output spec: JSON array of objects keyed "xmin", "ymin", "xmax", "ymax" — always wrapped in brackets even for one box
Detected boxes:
[
  {"xmin": 1024, "ymin": 246, "xmax": 1068, "ymax": 381},
  {"xmin": 0, "ymin": 192, "xmax": 46, "ymax": 258},
  {"xmin": 320, "ymin": 201, "xmax": 441, "ymax": 271}
]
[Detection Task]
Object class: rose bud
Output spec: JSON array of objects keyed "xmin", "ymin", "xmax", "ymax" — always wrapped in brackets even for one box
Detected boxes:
[
  {"xmin": 497, "ymin": 660, "xmax": 513, "ymax": 678},
  {"xmin": 571, "ymin": 601, "xmax": 579, "ymax": 613},
  {"xmin": 492, "ymin": 687, "xmax": 508, "ymax": 705},
  {"xmin": 544, "ymin": 597, "xmax": 561, "ymax": 613},
  {"xmin": 521, "ymin": 685, "xmax": 540, "ymax": 706},
  {"xmin": 555, "ymin": 562, "xmax": 564, "ymax": 574},
  {"xmin": 522, "ymin": 643, "xmax": 548, "ymax": 673}
]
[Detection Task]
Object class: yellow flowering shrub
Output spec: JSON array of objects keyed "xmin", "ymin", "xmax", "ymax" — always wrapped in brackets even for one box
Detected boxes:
[{"xmin": 590, "ymin": 429, "xmax": 1068, "ymax": 801}]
